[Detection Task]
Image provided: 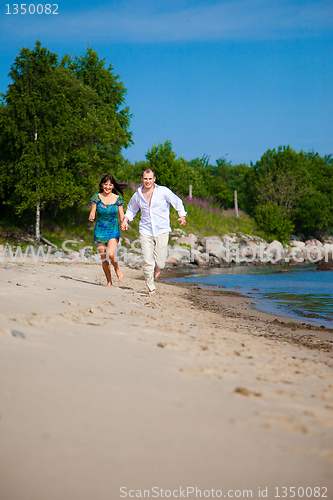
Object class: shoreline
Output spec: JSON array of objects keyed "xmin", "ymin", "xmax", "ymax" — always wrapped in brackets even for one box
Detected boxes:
[
  {"xmin": 1, "ymin": 260, "xmax": 333, "ymax": 498},
  {"xmin": 160, "ymin": 264, "xmax": 333, "ymax": 335},
  {"xmin": 165, "ymin": 279, "xmax": 333, "ymax": 351}
]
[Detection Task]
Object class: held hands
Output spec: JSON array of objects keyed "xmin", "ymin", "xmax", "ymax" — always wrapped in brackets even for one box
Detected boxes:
[
  {"xmin": 177, "ymin": 216, "xmax": 186, "ymax": 226},
  {"xmin": 120, "ymin": 218, "xmax": 129, "ymax": 231}
]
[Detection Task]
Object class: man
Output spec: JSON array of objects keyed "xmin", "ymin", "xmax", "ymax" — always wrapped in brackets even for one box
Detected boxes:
[{"xmin": 121, "ymin": 168, "xmax": 187, "ymax": 294}]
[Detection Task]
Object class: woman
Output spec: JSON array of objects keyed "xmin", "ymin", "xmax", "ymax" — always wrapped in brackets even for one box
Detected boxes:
[{"xmin": 89, "ymin": 174, "xmax": 127, "ymax": 286}]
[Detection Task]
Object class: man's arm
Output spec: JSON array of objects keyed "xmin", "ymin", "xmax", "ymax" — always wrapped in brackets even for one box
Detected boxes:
[
  {"xmin": 164, "ymin": 188, "xmax": 187, "ymax": 225},
  {"xmin": 120, "ymin": 193, "xmax": 140, "ymax": 231}
]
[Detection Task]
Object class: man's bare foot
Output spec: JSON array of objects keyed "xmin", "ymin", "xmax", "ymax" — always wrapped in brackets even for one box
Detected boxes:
[
  {"xmin": 154, "ymin": 267, "xmax": 160, "ymax": 279},
  {"xmin": 148, "ymin": 289, "xmax": 156, "ymax": 295},
  {"xmin": 116, "ymin": 269, "xmax": 124, "ymax": 282}
]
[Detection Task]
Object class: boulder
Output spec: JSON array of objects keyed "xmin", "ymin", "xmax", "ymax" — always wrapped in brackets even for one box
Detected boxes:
[
  {"xmin": 200, "ymin": 236, "xmax": 226, "ymax": 260},
  {"xmin": 178, "ymin": 234, "xmax": 197, "ymax": 246},
  {"xmin": 200, "ymin": 235, "xmax": 222, "ymax": 248},
  {"xmin": 290, "ymin": 241, "xmax": 305, "ymax": 249},
  {"xmin": 305, "ymin": 239, "xmax": 323, "ymax": 247},
  {"xmin": 246, "ymin": 241, "xmax": 258, "ymax": 250},
  {"xmin": 305, "ymin": 246, "xmax": 325, "ymax": 263},
  {"xmin": 264, "ymin": 240, "xmax": 284, "ymax": 262},
  {"xmin": 317, "ymin": 251, "xmax": 333, "ymax": 270},
  {"xmin": 288, "ymin": 251, "xmax": 307, "ymax": 265},
  {"xmin": 240, "ymin": 247, "xmax": 257, "ymax": 260},
  {"xmin": 124, "ymin": 252, "xmax": 144, "ymax": 265},
  {"xmin": 209, "ymin": 256, "xmax": 221, "ymax": 266},
  {"xmin": 165, "ymin": 256, "xmax": 179, "ymax": 266},
  {"xmin": 221, "ymin": 234, "xmax": 237, "ymax": 245},
  {"xmin": 68, "ymin": 252, "xmax": 80, "ymax": 261},
  {"xmin": 266, "ymin": 240, "xmax": 283, "ymax": 252},
  {"xmin": 167, "ymin": 244, "xmax": 191, "ymax": 263},
  {"xmin": 191, "ymin": 249, "xmax": 208, "ymax": 266}
]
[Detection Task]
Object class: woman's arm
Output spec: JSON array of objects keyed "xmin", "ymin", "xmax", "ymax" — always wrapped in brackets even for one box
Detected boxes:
[
  {"xmin": 89, "ymin": 203, "xmax": 97, "ymax": 221},
  {"xmin": 118, "ymin": 205, "xmax": 125, "ymax": 224}
]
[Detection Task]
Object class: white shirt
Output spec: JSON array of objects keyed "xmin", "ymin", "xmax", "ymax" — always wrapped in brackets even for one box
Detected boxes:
[{"xmin": 124, "ymin": 184, "xmax": 187, "ymax": 236}]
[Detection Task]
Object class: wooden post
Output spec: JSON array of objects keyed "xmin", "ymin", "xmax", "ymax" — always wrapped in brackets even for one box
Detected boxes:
[
  {"xmin": 234, "ymin": 190, "xmax": 238, "ymax": 219},
  {"xmin": 189, "ymin": 184, "xmax": 192, "ymax": 199}
]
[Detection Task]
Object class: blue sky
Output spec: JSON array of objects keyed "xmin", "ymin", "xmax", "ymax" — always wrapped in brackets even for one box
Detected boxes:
[{"xmin": 1, "ymin": 0, "xmax": 332, "ymax": 166}]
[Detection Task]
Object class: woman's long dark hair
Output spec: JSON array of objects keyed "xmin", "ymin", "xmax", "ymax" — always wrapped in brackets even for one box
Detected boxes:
[{"xmin": 99, "ymin": 174, "xmax": 128, "ymax": 196}]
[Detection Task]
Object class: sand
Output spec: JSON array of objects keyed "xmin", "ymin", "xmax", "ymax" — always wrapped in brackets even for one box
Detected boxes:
[{"xmin": 0, "ymin": 259, "xmax": 332, "ymax": 500}]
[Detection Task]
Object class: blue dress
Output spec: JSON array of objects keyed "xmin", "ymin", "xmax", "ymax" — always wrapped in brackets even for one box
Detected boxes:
[{"xmin": 91, "ymin": 193, "xmax": 123, "ymax": 244}]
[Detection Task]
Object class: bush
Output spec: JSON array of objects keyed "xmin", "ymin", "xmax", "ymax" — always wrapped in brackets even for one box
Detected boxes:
[{"xmin": 254, "ymin": 202, "xmax": 294, "ymax": 243}]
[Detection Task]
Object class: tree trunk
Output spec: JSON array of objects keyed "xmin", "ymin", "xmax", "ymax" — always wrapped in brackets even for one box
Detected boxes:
[
  {"xmin": 54, "ymin": 198, "xmax": 60, "ymax": 219},
  {"xmin": 36, "ymin": 198, "xmax": 40, "ymax": 242},
  {"xmin": 35, "ymin": 123, "xmax": 40, "ymax": 242}
]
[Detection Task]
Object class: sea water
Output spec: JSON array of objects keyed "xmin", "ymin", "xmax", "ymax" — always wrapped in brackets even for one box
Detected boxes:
[{"xmin": 165, "ymin": 265, "xmax": 333, "ymax": 329}]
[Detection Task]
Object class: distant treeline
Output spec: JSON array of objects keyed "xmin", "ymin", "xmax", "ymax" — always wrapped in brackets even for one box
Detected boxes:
[
  {"xmin": 0, "ymin": 41, "xmax": 332, "ymax": 242},
  {"xmin": 117, "ymin": 140, "xmax": 333, "ymax": 242}
]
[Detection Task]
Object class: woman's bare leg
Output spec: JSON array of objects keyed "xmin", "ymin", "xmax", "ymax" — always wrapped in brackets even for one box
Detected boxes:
[
  {"xmin": 107, "ymin": 239, "xmax": 123, "ymax": 282},
  {"xmin": 98, "ymin": 245, "xmax": 112, "ymax": 286}
]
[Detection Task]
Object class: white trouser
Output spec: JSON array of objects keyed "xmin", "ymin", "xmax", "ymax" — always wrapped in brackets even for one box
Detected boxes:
[{"xmin": 139, "ymin": 232, "xmax": 169, "ymax": 291}]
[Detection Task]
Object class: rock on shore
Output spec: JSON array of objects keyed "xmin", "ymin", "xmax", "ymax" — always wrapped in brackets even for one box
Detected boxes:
[
  {"xmin": 317, "ymin": 250, "xmax": 333, "ymax": 271},
  {"xmin": 1, "ymin": 232, "xmax": 333, "ymax": 270}
]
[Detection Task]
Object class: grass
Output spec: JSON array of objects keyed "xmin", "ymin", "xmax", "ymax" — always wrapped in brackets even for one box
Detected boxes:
[{"xmin": 169, "ymin": 196, "xmax": 269, "ymax": 240}]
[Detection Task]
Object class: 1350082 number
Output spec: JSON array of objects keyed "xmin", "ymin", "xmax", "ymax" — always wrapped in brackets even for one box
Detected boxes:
[
  {"xmin": 275, "ymin": 486, "xmax": 328, "ymax": 498},
  {"xmin": 6, "ymin": 4, "xmax": 58, "ymax": 14}
]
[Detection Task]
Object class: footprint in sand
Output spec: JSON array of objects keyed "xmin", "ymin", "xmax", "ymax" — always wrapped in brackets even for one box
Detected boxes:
[
  {"xmin": 258, "ymin": 413, "xmax": 308, "ymax": 434},
  {"xmin": 11, "ymin": 312, "xmax": 53, "ymax": 327},
  {"xmin": 157, "ymin": 342, "xmax": 183, "ymax": 350},
  {"xmin": 234, "ymin": 387, "xmax": 262, "ymax": 397},
  {"xmin": 102, "ymin": 301, "xmax": 116, "ymax": 307},
  {"xmin": 180, "ymin": 365, "xmax": 222, "ymax": 379},
  {"xmin": 128, "ymin": 310, "xmax": 148, "ymax": 319},
  {"xmin": 58, "ymin": 307, "xmax": 107, "ymax": 325}
]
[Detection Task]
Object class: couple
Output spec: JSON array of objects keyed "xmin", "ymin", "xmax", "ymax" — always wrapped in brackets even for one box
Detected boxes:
[{"xmin": 89, "ymin": 169, "xmax": 187, "ymax": 293}]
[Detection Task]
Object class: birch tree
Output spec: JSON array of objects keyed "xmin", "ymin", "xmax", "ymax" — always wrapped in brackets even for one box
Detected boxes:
[{"xmin": 0, "ymin": 41, "xmax": 132, "ymax": 240}]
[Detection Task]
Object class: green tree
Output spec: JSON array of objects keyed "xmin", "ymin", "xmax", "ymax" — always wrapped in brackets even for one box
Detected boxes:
[
  {"xmin": 247, "ymin": 146, "xmax": 310, "ymax": 214},
  {"xmin": 145, "ymin": 140, "xmax": 180, "ymax": 189},
  {"xmin": 188, "ymin": 156, "xmax": 251, "ymax": 209},
  {"xmin": 61, "ymin": 47, "xmax": 132, "ymax": 174},
  {"xmin": 144, "ymin": 140, "xmax": 204, "ymax": 197},
  {"xmin": 292, "ymin": 152, "xmax": 333, "ymax": 235},
  {"xmin": 208, "ymin": 157, "xmax": 234, "ymax": 208},
  {"xmin": 227, "ymin": 163, "xmax": 251, "ymax": 210},
  {"xmin": 0, "ymin": 41, "xmax": 132, "ymax": 240},
  {"xmin": 254, "ymin": 202, "xmax": 295, "ymax": 243},
  {"xmin": 246, "ymin": 146, "xmax": 311, "ymax": 239}
]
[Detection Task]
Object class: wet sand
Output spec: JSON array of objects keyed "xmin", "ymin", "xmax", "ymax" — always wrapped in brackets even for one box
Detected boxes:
[{"xmin": 0, "ymin": 259, "xmax": 332, "ymax": 500}]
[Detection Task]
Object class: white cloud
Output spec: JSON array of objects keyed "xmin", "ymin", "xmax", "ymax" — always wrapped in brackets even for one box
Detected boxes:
[{"xmin": 2, "ymin": 0, "xmax": 333, "ymax": 43}]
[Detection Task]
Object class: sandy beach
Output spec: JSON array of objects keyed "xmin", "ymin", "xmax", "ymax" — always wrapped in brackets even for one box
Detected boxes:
[{"xmin": 0, "ymin": 259, "xmax": 332, "ymax": 500}]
